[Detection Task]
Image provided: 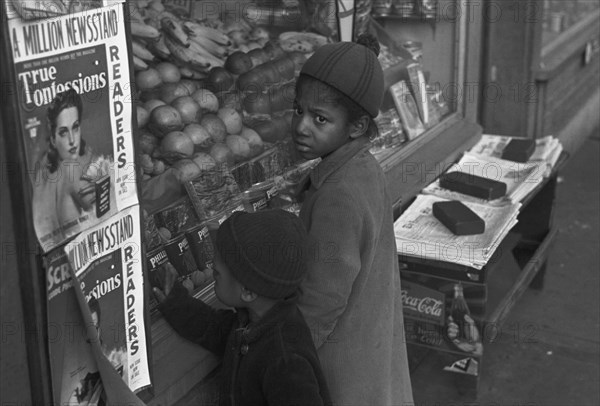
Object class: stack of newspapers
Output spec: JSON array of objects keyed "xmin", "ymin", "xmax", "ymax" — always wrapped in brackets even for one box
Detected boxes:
[
  {"xmin": 469, "ymin": 134, "xmax": 563, "ymax": 178},
  {"xmin": 394, "ymin": 194, "xmax": 520, "ymax": 270},
  {"xmin": 395, "ymin": 134, "xmax": 561, "ymax": 269},
  {"xmin": 422, "ymin": 152, "xmax": 545, "ymax": 206}
]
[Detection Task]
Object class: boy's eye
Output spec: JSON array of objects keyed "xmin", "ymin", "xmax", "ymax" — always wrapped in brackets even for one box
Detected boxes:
[
  {"xmin": 315, "ymin": 115, "xmax": 327, "ymax": 124},
  {"xmin": 293, "ymin": 104, "xmax": 302, "ymax": 115}
]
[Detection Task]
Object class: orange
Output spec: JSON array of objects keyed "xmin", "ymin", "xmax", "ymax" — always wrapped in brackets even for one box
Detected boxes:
[
  {"xmin": 217, "ymin": 106, "xmax": 243, "ymax": 135},
  {"xmin": 160, "ymin": 82, "xmax": 191, "ymax": 104},
  {"xmin": 191, "ymin": 88, "xmax": 220, "ymax": 113},
  {"xmin": 184, "ymin": 123, "xmax": 213, "ymax": 149},
  {"xmin": 155, "ymin": 61, "xmax": 181, "ymax": 83},
  {"xmin": 143, "ymin": 99, "xmax": 166, "ymax": 113},
  {"xmin": 200, "ymin": 114, "xmax": 227, "ymax": 143},
  {"xmin": 148, "ymin": 105, "xmax": 184, "ymax": 137},
  {"xmin": 171, "ymin": 96, "xmax": 202, "ymax": 124},
  {"xmin": 136, "ymin": 68, "xmax": 162, "ymax": 91}
]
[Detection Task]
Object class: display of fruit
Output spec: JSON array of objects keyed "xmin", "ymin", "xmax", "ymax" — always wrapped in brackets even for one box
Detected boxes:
[
  {"xmin": 148, "ymin": 105, "xmax": 184, "ymax": 137},
  {"xmin": 143, "ymin": 99, "xmax": 166, "ymax": 113},
  {"xmin": 184, "ymin": 123, "xmax": 213, "ymax": 150},
  {"xmin": 192, "ymin": 152, "xmax": 217, "ymax": 172},
  {"xmin": 172, "ymin": 159, "xmax": 202, "ymax": 182},
  {"xmin": 217, "ymin": 107, "xmax": 243, "ymax": 135},
  {"xmin": 242, "ymin": 91, "xmax": 271, "ymax": 115},
  {"xmin": 160, "ymin": 131, "xmax": 195, "ymax": 162},
  {"xmin": 207, "ymin": 67, "xmax": 235, "ymax": 93},
  {"xmin": 136, "ymin": 67, "xmax": 162, "ymax": 91},
  {"xmin": 191, "ymin": 89, "xmax": 220, "ymax": 113},
  {"xmin": 138, "ymin": 131, "xmax": 159, "ymax": 155},
  {"xmin": 200, "ymin": 114, "xmax": 227, "ymax": 144},
  {"xmin": 240, "ymin": 126, "xmax": 264, "ymax": 156},
  {"xmin": 225, "ymin": 135, "xmax": 252, "ymax": 163},
  {"xmin": 251, "ymin": 116, "xmax": 290, "ymax": 143},
  {"xmin": 209, "ymin": 143, "xmax": 235, "ymax": 166},
  {"xmin": 137, "ymin": 105, "xmax": 150, "ymax": 128},
  {"xmin": 225, "ymin": 51, "xmax": 253, "ymax": 75},
  {"xmin": 132, "ymin": 0, "xmax": 324, "ymax": 187},
  {"xmin": 171, "ymin": 96, "xmax": 202, "ymax": 124},
  {"xmin": 155, "ymin": 61, "xmax": 181, "ymax": 83},
  {"xmin": 246, "ymin": 48, "xmax": 270, "ymax": 68},
  {"xmin": 159, "ymin": 82, "xmax": 191, "ymax": 104}
]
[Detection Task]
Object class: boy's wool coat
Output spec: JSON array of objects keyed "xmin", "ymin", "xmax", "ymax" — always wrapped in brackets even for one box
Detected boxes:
[{"xmin": 298, "ymin": 137, "xmax": 414, "ymax": 406}]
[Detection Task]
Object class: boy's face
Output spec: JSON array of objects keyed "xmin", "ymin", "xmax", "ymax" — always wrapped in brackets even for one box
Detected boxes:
[
  {"xmin": 292, "ymin": 79, "xmax": 357, "ymax": 160},
  {"xmin": 212, "ymin": 250, "xmax": 245, "ymax": 308}
]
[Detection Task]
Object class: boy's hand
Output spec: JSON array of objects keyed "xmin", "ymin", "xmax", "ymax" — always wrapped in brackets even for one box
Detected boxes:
[{"xmin": 153, "ymin": 263, "xmax": 178, "ymax": 303}]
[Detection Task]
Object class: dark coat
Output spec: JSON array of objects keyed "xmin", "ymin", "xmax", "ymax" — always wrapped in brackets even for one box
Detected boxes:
[
  {"xmin": 159, "ymin": 283, "xmax": 331, "ymax": 406},
  {"xmin": 297, "ymin": 137, "xmax": 414, "ymax": 405}
]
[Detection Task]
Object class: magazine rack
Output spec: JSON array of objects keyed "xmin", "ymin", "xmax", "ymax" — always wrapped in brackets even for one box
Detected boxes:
[{"xmin": 397, "ymin": 153, "xmax": 566, "ymax": 398}]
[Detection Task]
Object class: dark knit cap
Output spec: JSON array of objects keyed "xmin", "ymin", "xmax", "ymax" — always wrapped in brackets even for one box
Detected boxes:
[
  {"xmin": 216, "ymin": 210, "xmax": 308, "ymax": 299},
  {"xmin": 300, "ymin": 40, "xmax": 384, "ymax": 117}
]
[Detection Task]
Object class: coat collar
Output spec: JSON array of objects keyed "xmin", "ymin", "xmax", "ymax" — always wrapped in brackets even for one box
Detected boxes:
[
  {"xmin": 235, "ymin": 296, "xmax": 298, "ymax": 344},
  {"xmin": 309, "ymin": 137, "xmax": 370, "ymax": 189}
]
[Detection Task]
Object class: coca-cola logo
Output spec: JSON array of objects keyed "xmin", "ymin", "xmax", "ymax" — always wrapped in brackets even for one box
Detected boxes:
[
  {"xmin": 401, "ymin": 280, "xmax": 446, "ymax": 325},
  {"xmin": 401, "ymin": 290, "xmax": 443, "ymax": 317}
]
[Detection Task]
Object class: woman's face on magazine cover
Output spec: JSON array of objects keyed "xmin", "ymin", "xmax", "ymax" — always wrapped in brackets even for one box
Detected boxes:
[
  {"xmin": 52, "ymin": 106, "xmax": 81, "ymax": 161},
  {"xmin": 212, "ymin": 250, "xmax": 244, "ymax": 308}
]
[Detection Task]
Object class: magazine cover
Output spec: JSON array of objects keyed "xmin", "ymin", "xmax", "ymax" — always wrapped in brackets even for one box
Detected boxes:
[
  {"xmin": 46, "ymin": 248, "xmax": 104, "ymax": 405},
  {"xmin": 64, "ymin": 205, "xmax": 151, "ymax": 395},
  {"xmin": 4, "ymin": 2, "xmax": 138, "ymax": 252}
]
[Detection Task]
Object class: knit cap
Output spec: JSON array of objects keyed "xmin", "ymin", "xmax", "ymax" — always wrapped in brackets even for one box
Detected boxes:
[
  {"xmin": 216, "ymin": 210, "xmax": 308, "ymax": 299},
  {"xmin": 300, "ymin": 39, "xmax": 384, "ymax": 117}
]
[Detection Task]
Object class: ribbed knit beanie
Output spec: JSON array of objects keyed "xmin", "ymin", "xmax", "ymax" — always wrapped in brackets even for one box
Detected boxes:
[
  {"xmin": 216, "ymin": 210, "xmax": 308, "ymax": 299},
  {"xmin": 300, "ymin": 39, "xmax": 384, "ymax": 117}
]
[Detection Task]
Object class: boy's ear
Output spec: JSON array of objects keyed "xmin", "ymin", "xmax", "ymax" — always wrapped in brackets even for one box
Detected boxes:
[
  {"xmin": 240, "ymin": 287, "xmax": 258, "ymax": 303},
  {"xmin": 349, "ymin": 115, "xmax": 369, "ymax": 139}
]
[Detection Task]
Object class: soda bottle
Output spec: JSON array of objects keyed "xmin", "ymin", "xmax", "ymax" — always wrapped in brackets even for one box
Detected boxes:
[{"xmin": 450, "ymin": 283, "xmax": 479, "ymax": 342}]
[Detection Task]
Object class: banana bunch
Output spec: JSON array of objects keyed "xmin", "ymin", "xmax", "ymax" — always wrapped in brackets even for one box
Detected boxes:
[
  {"xmin": 184, "ymin": 21, "xmax": 232, "ymax": 59},
  {"xmin": 128, "ymin": 0, "xmax": 230, "ymax": 74}
]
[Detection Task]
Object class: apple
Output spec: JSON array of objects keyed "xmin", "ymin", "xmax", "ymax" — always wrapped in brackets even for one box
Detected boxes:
[
  {"xmin": 207, "ymin": 67, "xmax": 235, "ymax": 93},
  {"xmin": 247, "ymin": 48, "xmax": 270, "ymax": 67},
  {"xmin": 272, "ymin": 56, "xmax": 296, "ymax": 81},
  {"xmin": 225, "ymin": 51, "xmax": 253, "ymax": 75},
  {"xmin": 243, "ymin": 91, "xmax": 271, "ymax": 115}
]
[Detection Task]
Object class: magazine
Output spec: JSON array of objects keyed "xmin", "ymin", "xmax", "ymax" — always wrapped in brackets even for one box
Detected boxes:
[
  {"xmin": 5, "ymin": 2, "xmax": 138, "ymax": 252},
  {"xmin": 63, "ymin": 205, "xmax": 151, "ymax": 395},
  {"xmin": 46, "ymin": 248, "xmax": 104, "ymax": 405}
]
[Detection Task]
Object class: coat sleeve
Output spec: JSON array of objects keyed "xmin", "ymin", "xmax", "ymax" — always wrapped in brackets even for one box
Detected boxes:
[
  {"xmin": 158, "ymin": 282, "xmax": 236, "ymax": 356},
  {"xmin": 298, "ymin": 188, "xmax": 363, "ymax": 348},
  {"xmin": 263, "ymin": 354, "xmax": 326, "ymax": 406}
]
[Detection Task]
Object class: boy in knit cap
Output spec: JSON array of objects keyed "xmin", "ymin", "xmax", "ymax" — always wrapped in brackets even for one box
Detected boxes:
[
  {"xmin": 292, "ymin": 34, "xmax": 414, "ymax": 405},
  {"xmin": 154, "ymin": 209, "xmax": 331, "ymax": 406}
]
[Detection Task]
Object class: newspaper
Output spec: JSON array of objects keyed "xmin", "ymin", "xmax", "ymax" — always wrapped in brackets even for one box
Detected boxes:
[
  {"xmin": 469, "ymin": 134, "xmax": 564, "ymax": 177},
  {"xmin": 64, "ymin": 205, "xmax": 151, "ymax": 395},
  {"xmin": 5, "ymin": 2, "xmax": 138, "ymax": 252},
  {"xmin": 422, "ymin": 152, "xmax": 545, "ymax": 205},
  {"xmin": 394, "ymin": 194, "xmax": 520, "ymax": 269},
  {"xmin": 46, "ymin": 248, "xmax": 104, "ymax": 405}
]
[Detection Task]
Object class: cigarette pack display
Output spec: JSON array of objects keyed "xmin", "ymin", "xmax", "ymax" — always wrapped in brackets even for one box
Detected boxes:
[
  {"xmin": 501, "ymin": 138, "xmax": 536, "ymax": 162},
  {"xmin": 432, "ymin": 201, "xmax": 485, "ymax": 236},
  {"xmin": 439, "ymin": 171, "xmax": 507, "ymax": 200}
]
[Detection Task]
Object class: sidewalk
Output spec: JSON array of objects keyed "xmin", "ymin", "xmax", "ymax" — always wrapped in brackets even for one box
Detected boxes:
[{"xmin": 410, "ymin": 133, "xmax": 600, "ymax": 406}]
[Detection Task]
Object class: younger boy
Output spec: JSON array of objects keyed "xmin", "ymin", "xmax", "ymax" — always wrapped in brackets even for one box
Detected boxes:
[{"xmin": 154, "ymin": 209, "xmax": 331, "ymax": 406}]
